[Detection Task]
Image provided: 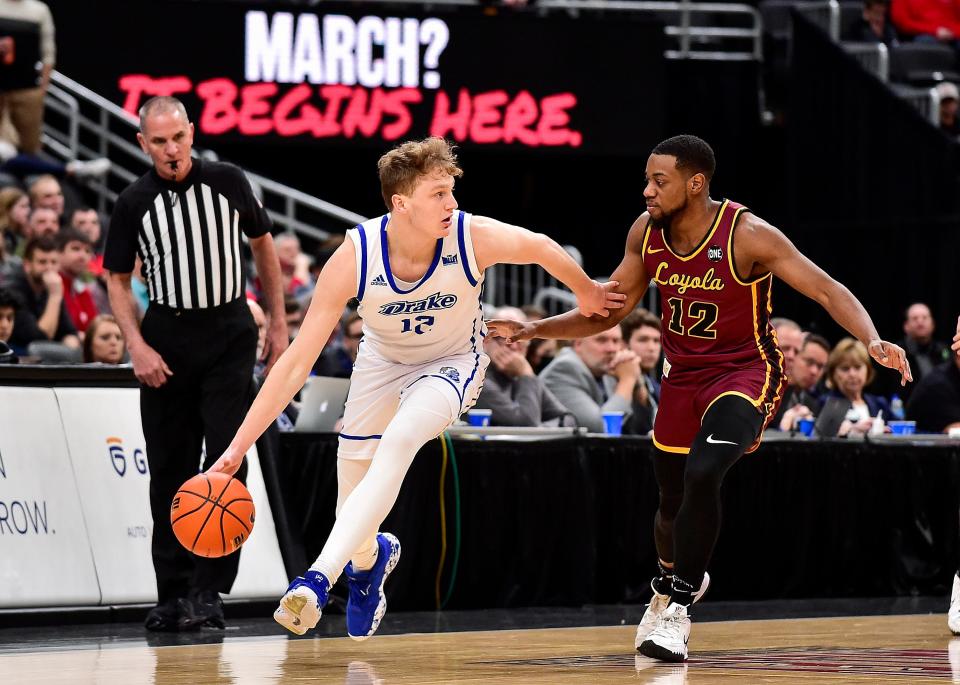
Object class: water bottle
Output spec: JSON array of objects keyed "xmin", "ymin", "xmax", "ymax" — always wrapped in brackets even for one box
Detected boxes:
[{"xmin": 890, "ymin": 394, "xmax": 905, "ymax": 421}]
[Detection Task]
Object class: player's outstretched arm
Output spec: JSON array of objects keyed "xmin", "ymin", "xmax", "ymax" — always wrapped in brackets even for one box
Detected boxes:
[
  {"xmin": 471, "ymin": 215, "xmax": 626, "ymax": 318},
  {"xmin": 207, "ymin": 240, "xmax": 357, "ymax": 475},
  {"xmin": 744, "ymin": 216, "xmax": 912, "ymax": 385},
  {"xmin": 486, "ymin": 216, "xmax": 650, "ymax": 343}
]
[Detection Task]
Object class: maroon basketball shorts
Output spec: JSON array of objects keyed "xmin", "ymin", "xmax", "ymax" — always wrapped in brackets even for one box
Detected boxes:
[{"xmin": 652, "ymin": 357, "xmax": 785, "ymax": 455}]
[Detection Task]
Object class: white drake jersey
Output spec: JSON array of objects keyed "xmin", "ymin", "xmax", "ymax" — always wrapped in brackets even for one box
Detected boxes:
[{"xmin": 346, "ymin": 210, "xmax": 486, "ymax": 365}]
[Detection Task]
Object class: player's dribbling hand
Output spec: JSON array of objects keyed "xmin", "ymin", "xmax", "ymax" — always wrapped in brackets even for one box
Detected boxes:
[
  {"xmin": 868, "ymin": 339, "xmax": 913, "ymax": 386},
  {"xmin": 129, "ymin": 343, "xmax": 173, "ymax": 388},
  {"xmin": 486, "ymin": 319, "xmax": 534, "ymax": 344},
  {"xmin": 207, "ymin": 448, "xmax": 243, "ymax": 477},
  {"xmin": 575, "ymin": 280, "xmax": 626, "ymax": 318}
]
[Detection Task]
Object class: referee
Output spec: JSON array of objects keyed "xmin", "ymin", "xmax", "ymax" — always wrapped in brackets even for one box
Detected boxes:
[{"xmin": 104, "ymin": 97, "xmax": 287, "ymax": 632}]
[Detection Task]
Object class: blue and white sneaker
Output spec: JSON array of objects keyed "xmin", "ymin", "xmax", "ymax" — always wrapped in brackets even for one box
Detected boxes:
[
  {"xmin": 343, "ymin": 532, "xmax": 401, "ymax": 641},
  {"xmin": 274, "ymin": 570, "xmax": 330, "ymax": 636}
]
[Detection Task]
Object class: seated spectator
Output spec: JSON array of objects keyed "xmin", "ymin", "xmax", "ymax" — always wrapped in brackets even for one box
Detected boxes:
[
  {"xmin": 846, "ymin": 0, "xmax": 900, "ymax": 46},
  {"xmin": 891, "ymin": 0, "xmax": 960, "ymax": 47},
  {"xmin": 906, "ymin": 345, "xmax": 960, "ymax": 432},
  {"xmin": 0, "ymin": 186, "xmax": 29, "ymax": 260},
  {"xmin": 473, "ymin": 306, "xmax": 572, "ymax": 427},
  {"xmin": 0, "ymin": 141, "xmax": 110, "ymax": 185},
  {"xmin": 7, "ymin": 235, "xmax": 79, "ymax": 353},
  {"xmin": 82, "ymin": 314, "xmax": 125, "ymax": 364},
  {"xmin": 773, "ymin": 333, "xmax": 831, "ymax": 430},
  {"xmin": 58, "ymin": 228, "xmax": 102, "ymax": 334},
  {"xmin": 938, "ymin": 82, "xmax": 960, "ymax": 137},
  {"xmin": 69, "ymin": 207, "xmax": 107, "ymax": 274},
  {"xmin": 540, "ymin": 325, "xmax": 637, "ymax": 432},
  {"xmin": 903, "ymin": 301, "xmax": 950, "ymax": 378},
  {"xmin": 619, "ymin": 308, "xmax": 662, "ymax": 435},
  {"xmin": 285, "ymin": 293, "xmax": 305, "ymax": 340},
  {"xmin": 267, "ymin": 231, "xmax": 313, "ymax": 298},
  {"xmin": 820, "ymin": 337, "xmax": 891, "ymax": 437},
  {"xmin": 0, "ymin": 287, "xmax": 16, "ymax": 363},
  {"xmin": 772, "ymin": 317, "xmax": 803, "ymax": 380},
  {"xmin": 21, "ymin": 206, "xmax": 59, "ymax": 247},
  {"xmin": 526, "ymin": 337, "xmax": 557, "ymax": 374},
  {"xmin": 313, "ymin": 310, "xmax": 361, "ymax": 378},
  {"xmin": 28, "ymin": 175, "xmax": 65, "ymax": 224}
]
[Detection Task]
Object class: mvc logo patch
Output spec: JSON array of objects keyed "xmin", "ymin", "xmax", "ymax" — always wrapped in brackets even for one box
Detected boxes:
[
  {"xmin": 442, "ymin": 254, "xmax": 459, "ymax": 266},
  {"xmin": 439, "ymin": 367, "xmax": 460, "ymax": 382},
  {"xmin": 707, "ymin": 246, "xmax": 724, "ymax": 262}
]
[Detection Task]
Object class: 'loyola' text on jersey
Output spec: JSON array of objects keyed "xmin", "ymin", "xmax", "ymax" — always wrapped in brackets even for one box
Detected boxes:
[{"xmin": 653, "ymin": 263, "xmax": 725, "ymax": 295}]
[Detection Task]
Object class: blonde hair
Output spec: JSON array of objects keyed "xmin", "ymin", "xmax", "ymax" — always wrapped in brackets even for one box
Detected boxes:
[
  {"xmin": 83, "ymin": 314, "xmax": 126, "ymax": 364},
  {"xmin": 825, "ymin": 337, "xmax": 875, "ymax": 388},
  {"xmin": 377, "ymin": 137, "xmax": 462, "ymax": 210},
  {"xmin": 0, "ymin": 187, "xmax": 26, "ymax": 259}
]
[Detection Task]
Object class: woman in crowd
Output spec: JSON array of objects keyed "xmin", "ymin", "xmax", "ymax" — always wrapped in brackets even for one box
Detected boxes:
[
  {"xmin": 0, "ymin": 187, "xmax": 29, "ymax": 277},
  {"xmin": 82, "ymin": 314, "xmax": 126, "ymax": 364},
  {"xmin": 822, "ymin": 337, "xmax": 891, "ymax": 436}
]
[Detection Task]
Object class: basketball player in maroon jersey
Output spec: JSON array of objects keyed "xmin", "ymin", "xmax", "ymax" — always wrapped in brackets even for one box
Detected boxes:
[{"xmin": 487, "ymin": 135, "xmax": 911, "ymax": 662}]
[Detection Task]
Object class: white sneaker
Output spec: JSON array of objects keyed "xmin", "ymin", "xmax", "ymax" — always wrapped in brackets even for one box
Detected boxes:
[
  {"xmin": 67, "ymin": 157, "xmax": 111, "ymax": 180},
  {"xmin": 949, "ymin": 574, "xmax": 960, "ymax": 635},
  {"xmin": 635, "ymin": 572, "xmax": 710, "ymax": 648},
  {"xmin": 638, "ymin": 602, "xmax": 691, "ymax": 662},
  {"xmin": 273, "ymin": 570, "xmax": 330, "ymax": 636}
]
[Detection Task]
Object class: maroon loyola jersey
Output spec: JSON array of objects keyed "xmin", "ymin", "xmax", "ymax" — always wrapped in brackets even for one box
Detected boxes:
[{"xmin": 641, "ymin": 199, "xmax": 783, "ymax": 376}]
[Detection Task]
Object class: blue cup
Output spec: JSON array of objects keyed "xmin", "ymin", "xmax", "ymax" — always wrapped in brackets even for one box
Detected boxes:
[
  {"xmin": 602, "ymin": 411, "xmax": 624, "ymax": 436},
  {"xmin": 797, "ymin": 417, "xmax": 815, "ymax": 437},
  {"xmin": 467, "ymin": 409, "xmax": 492, "ymax": 427},
  {"xmin": 887, "ymin": 420, "xmax": 916, "ymax": 435}
]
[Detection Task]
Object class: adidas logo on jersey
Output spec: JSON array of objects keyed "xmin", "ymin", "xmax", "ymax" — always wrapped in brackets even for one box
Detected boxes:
[
  {"xmin": 370, "ymin": 274, "xmax": 387, "ymax": 286},
  {"xmin": 442, "ymin": 254, "xmax": 459, "ymax": 266},
  {"xmin": 379, "ymin": 292, "xmax": 458, "ymax": 316}
]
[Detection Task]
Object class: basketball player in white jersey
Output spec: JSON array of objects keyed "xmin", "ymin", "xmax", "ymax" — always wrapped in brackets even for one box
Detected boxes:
[{"xmin": 208, "ymin": 137, "xmax": 625, "ymax": 639}]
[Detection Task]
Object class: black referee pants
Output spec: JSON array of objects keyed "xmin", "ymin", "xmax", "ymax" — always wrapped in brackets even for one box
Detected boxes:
[{"xmin": 139, "ymin": 298, "xmax": 258, "ymax": 604}]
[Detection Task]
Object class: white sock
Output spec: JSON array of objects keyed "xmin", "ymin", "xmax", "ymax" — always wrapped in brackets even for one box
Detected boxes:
[{"xmin": 351, "ymin": 541, "xmax": 379, "ymax": 572}]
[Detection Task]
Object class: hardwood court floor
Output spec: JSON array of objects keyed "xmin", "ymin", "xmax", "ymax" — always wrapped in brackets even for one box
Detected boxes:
[{"xmin": 0, "ymin": 612, "xmax": 958, "ymax": 684}]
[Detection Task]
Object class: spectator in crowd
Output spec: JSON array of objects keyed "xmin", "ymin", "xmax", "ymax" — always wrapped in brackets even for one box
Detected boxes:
[
  {"xmin": 846, "ymin": 0, "xmax": 900, "ymax": 46},
  {"xmin": 822, "ymin": 337, "xmax": 891, "ymax": 436},
  {"xmin": 7, "ymin": 235, "xmax": 78, "ymax": 353},
  {"xmin": 773, "ymin": 333, "xmax": 831, "ymax": 430},
  {"xmin": 0, "ymin": 286, "xmax": 16, "ymax": 344},
  {"xmin": 0, "ymin": 186, "xmax": 29, "ymax": 258},
  {"xmin": 268, "ymin": 231, "xmax": 313, "ymax": 299},
  {"xmin": 540, "ymin": 325, "xmax": 637, "ymax": 432},
  {"xmin": 313, "ymin": 309, "xmax": 361, "ymax": 378},
  {"xmin": 772, "ymin": 317, "xmax": 803, "ymax": 382},
  {"xmin": 526, "ymin": 337, "xmax": 558, "ymax": 374},
  {"xmin": 28, "ymin": 174, "xmax": 65, "ymax": 223},
  {"xmin": 473, "ymin": 306, "xmax": 572, "ymax": 426},
  {"xmin": 0, "ymin": 0, "xmax": 56, "ymax": 154},
  {"xmin": 620, "ymin": 308, "xmax": 662, "ymax": 435},
  {"xmin": 285, "ymin": 293, "xmax": 305, "ymax": 340},
  {"xmin": 938, "ymin": 82, "xmax": 960, "ymax": 137},
  {"xmin": 57, "ymin": 227, "xmax": 102, "ymax": 334},
  {"xmin": 0, "ymin": 140, "xmax": 111, "ymax": 184},
  {"xmin": 23, "ymin": 206, "xmax": 58, "ymax": 243},
  {"xmin": 902, "ymin": 302, "xmax": 951, "ymax": 380},
  {"xmin": 82, "ymin": 314, "xmax": 125, "ymax": 364},
  {"xmin": 0, "ymin": 287, "xmax": 17, "ymax": 363},
  {"xmin": 70, "ymin": 206, "xmax": 104, "ymax": 249},
  {"xmin": 890, "ymin": 0, "xmax": 960, "ymax": 47},
  {"xmin": 906, "ymin": 347, "xmax": 960, "ymax": 432}
]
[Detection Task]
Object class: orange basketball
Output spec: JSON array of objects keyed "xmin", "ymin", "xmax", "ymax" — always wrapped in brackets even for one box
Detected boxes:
[{"xmin": 170, "ymin": 472, "xmax": 255, "ymax": 558}]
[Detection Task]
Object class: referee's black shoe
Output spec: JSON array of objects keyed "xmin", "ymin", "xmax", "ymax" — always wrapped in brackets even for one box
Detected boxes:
[
  {"xmin": 144, "ymin": 599, "xmax": 181, "ymax": 632},
  {"xmin": 178, "ymin": 589, "xmax": 225, "ymax": 630}
]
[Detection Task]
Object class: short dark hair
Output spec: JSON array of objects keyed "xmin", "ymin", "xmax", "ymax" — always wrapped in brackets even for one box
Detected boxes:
[
  {"xmin": 56, "ymin": 227, "xmax": 92, "ymax": 250},
  {"xmin": 620, "ymin": 307, "xmax": 661, "ymax": 343},
  {"xmin": 0, "ymin": 287, "xmax": 21, "ymax": 312},
  {"xmin": 23, "ymin": 235, "xmax": 59, "ymax": 260},
  {"xmin": 864, "ymin": 0, "xmax": 888, "ymax": 8},
  {"xmin": 652, "ymin": 134, "xmax": 716, "ymax": 180},
  {"xmin": 801, "ymin": 333, "xmax": 831, "ymax": 355}
]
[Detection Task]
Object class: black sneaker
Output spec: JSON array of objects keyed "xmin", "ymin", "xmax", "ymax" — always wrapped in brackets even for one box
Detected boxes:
[
  {"xmin": 178, "ymin": 589, "xmax": 225, "ymax": 630},
  {"xmin": 145, "ymin": 599, "xmax": 181, "ymax": 632}
]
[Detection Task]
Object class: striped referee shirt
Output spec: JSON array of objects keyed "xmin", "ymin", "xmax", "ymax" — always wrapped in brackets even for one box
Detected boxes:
[{"xmin": 103, "ymin": 158, "xmax": 270, "ymax": 309}]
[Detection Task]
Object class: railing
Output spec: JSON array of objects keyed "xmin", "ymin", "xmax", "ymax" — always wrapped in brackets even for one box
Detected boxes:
[
  {"xmin": 373, "ymin": 0, "xmax": 763, "ymax": 61},
  {"xmin": 890, "ymin": 83, "xmax": 941, "ymax": 127},
  {"xmin": 42, "ymin": 71, "xmax": 365, "ymax": 240},
  {"xmin": 843, "ymin": 42, "xmax": 890, "ymax": 82}
]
